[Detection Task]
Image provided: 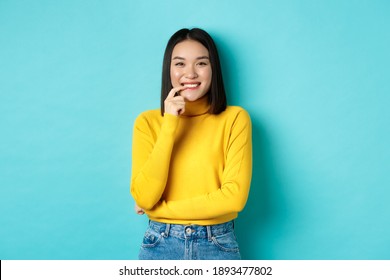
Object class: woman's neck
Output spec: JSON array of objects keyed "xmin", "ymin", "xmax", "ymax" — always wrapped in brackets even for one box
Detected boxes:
[{"xmin": 181, "ymin": 95, "xmax": 210, "ymax": 117}]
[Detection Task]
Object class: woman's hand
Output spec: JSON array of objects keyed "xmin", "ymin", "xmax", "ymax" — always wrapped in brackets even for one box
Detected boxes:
[
  {"xmin": 135, "ymin": 204, "xmax": 145, "ymax": 215},
  {"xmin": 164, "ymin": 86, "xmax": 187, "ymax": 116}
]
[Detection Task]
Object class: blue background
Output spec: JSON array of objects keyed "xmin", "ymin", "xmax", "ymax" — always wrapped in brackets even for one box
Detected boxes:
[{"xmin": 1, "ymin": 0, "xmax": 389, "ymax": 260}]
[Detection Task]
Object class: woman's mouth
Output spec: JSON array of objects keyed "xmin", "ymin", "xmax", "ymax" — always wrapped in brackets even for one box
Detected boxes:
[{"xmin": 181, "ymin": 83, "xmax": 201, "ymax": 89}]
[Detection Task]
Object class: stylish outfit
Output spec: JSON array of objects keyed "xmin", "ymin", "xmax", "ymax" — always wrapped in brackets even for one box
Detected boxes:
[{"xmin": 131, "ymin": 95, "xmax": 252, "ymax": 259}]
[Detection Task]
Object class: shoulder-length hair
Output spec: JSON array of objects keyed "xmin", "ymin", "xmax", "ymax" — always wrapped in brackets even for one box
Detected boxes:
[{"xmin": 160, "ymin": 28, "xmax": 227, "ymax": 115}]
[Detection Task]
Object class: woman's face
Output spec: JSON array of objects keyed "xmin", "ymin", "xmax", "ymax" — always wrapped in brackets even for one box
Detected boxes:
[{"xmin": 170, "ymin": 40, "xmax": 212, "ymax": 102}]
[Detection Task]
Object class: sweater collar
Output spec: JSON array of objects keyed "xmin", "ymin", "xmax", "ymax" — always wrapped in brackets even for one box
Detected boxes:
[{"xmin": 181, "ymin": 95, "xmax": 210, "ymax": 117}]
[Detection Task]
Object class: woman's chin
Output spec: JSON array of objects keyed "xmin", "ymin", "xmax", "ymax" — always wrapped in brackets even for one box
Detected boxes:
[{"xmin": 180, "ymin": 91, "xmax": 207, "ymax": 102}]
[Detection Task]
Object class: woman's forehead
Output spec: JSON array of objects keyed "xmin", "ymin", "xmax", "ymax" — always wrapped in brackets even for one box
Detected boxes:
[{"xmin": 172, "ymin": 40, "xmax": 209, "ymax": 59}]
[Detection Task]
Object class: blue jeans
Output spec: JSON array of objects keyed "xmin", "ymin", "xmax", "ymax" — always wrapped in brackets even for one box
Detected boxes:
[{"xmin": 138, "ymin": 220, "xmax": 241, "ymax": 260}]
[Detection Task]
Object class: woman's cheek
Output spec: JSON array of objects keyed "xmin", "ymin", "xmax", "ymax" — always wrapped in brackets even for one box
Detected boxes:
[{"xmin": 170, "ymin": 70, "xmax": 182, "ymax": 87}]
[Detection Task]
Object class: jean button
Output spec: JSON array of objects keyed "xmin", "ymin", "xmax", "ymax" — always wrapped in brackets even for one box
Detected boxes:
[{"xmin": 185, "ymin": 227, "xmax": 192, "ymax": 234}]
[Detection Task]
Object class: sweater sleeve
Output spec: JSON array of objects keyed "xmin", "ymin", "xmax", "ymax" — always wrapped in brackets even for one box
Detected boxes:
[
  {"xmin": 130, "ymin": 113, "xmax": 179, "ymax": 210},
  {"xmin": 146, "ymin": 109, "xmax": 252, "ymax": 220}
]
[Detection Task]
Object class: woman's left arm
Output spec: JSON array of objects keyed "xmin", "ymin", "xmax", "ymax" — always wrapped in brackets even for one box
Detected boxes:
[{"xmin": 146, "ymin": 110, "xmax": 252, "ymax": 220}]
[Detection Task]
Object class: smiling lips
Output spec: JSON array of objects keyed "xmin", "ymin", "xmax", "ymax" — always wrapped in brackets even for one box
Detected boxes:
[{"xmin": 181, "ymin": 83, "xmax": 201, "ymax": 89}]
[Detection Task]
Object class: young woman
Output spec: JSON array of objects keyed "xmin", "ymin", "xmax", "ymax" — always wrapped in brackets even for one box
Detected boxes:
[{"xmin": 130, "ymin": 28, "xmax": 252, "ymax": 260}]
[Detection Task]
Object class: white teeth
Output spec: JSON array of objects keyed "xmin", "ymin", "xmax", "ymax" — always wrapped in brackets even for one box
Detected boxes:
[{"xmin": 184, "ymin": 84, "xmax": 199, "ymax": 88}]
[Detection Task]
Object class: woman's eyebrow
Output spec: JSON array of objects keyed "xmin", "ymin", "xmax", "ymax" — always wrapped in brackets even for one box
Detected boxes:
[{"xmin": 172, "ymin": 55, "xmax": 210, "ymax": 60}]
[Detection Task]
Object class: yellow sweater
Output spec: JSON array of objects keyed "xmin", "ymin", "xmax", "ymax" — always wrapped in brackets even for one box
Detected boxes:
[{"xmin": 130, "ymin": 96, "xmax": 252, "ymax": 225}]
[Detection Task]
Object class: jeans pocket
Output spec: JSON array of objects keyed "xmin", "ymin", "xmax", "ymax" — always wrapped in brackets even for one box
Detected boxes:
[
  {"xmin": 211, "ymin": 231, "xmax": 240, "ymax": 252},
  {"xmin": 141, "ymin": 228, "xmax": 163, "ymax": 248}
]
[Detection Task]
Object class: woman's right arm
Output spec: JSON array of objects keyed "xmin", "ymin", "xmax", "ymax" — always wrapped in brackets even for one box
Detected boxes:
[
  {"xmin": 131, "ymin": 86, "xmax": 186, "ymax": 210},
  {"xmin": 130, "ymin": 113, "xmax": 179, "ymax": 210}
]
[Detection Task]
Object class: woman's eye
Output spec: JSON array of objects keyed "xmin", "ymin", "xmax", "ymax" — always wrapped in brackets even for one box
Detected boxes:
[
  {"xmin": 198, "ymin": 61, "xmax": 208, "ymax": 66},
  {"xmin": 175, "ymin": 62, "xmax": 184, "ymax": 66}
]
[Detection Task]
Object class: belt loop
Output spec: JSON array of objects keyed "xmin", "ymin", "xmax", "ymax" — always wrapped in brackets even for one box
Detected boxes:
[
  {"xmin": 206, "ymin": 225, "xmax": 212, "ymax": 241},
  {"xmin": 163, "ymin": 223, "xmax": 170, "ymax": 237}
]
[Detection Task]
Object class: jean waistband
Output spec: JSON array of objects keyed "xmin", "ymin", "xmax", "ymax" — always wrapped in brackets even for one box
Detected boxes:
[{"xmin": 148, "ymin": 220, "xmax": 235, "ymax": 240}]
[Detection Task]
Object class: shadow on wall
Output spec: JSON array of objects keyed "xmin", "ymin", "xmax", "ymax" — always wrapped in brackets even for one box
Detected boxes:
[
  {"xmin": 214, "ymin": 31, "xmax": 285, "ymax": 259},
  {"xmin": 235, "ymin": 116, "xmax": 279, "ymax": 260}
]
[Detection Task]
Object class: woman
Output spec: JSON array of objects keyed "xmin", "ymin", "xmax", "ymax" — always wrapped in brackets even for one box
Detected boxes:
[{"xmin": 130, "ymin": 28, "xmax": 252, "ymax": 260}]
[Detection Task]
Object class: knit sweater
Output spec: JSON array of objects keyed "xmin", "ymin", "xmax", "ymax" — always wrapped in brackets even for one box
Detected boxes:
[{"xmin": 130, "ymin": 95, "xmax": 252, "ymax": 225}]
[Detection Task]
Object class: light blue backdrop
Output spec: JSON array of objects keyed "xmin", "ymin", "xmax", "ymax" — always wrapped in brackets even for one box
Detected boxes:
[{"xmin": 1, "ymin": 0, "xmax": 389, "ymax": 260}]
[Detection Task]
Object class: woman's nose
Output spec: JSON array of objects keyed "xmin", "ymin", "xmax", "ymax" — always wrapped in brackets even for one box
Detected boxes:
[{"xmin": 185, "ymin": 66, "xmax": 198, "ymax": 79}]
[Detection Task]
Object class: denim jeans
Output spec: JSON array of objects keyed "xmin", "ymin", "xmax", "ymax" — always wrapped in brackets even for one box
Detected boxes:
[{"xmin": 138, "ymin": 220, "xmax": 241, "ymax": 260}]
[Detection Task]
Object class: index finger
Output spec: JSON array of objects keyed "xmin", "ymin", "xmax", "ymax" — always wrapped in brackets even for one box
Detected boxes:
[{"xmin": 166, "ymin": 85, "xmax": 187, "ymax": 99}]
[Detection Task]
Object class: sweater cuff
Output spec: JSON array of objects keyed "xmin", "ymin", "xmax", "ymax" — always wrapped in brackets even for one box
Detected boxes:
[{"xmin": 161, "ymin": 113, "xmax": 179, "ymax": 135}]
